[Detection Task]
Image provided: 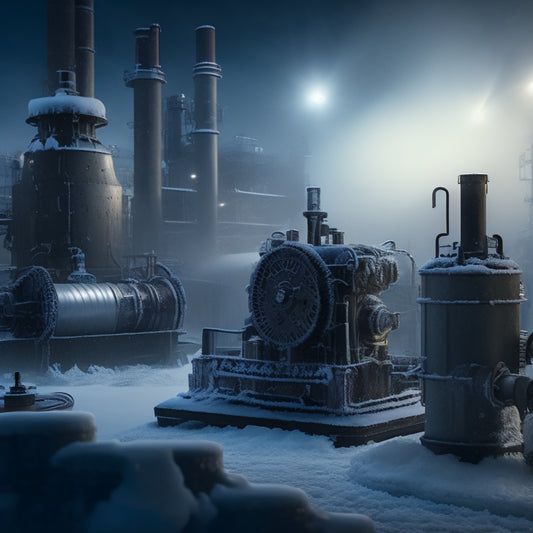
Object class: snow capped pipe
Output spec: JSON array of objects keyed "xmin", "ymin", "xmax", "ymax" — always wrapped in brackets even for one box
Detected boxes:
[
  {"xmin": 47, "ymin": 0, "xmax": 76, "ymax": 95},
  {"xmin": 193, "ymin": 25, "xmax": 222, "ymax": 255},
  {"xmin": 125, "ymin": 24, "xmax": 166, "ymax": 254},
  {"xmin": 75, "ymin": 0, "xmax": 95, "ymax": 98}
]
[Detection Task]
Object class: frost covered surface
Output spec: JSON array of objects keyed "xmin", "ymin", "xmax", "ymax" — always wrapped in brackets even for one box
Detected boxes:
[
  {"xmin": 16, "ymin": 362, "xmax": 533, "ymax": 532},
  {"xmin": 28, "ymin": 92, "xmax": 107, "ymax": 120},
  {"xmin": 419, "ymin": 256, "xmax": 521, "ymax": 274},
  {"xmin": 27, "ymin": 137, "xmax": 109, "ymax": 153}
]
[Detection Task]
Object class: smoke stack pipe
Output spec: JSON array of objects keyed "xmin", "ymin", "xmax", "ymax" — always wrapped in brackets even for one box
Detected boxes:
[
  {"xmin": 193, "ymin": 25, "xmax": 222, "ymax": 255},
  {"xmin": 75, "ymin": 0, "xmax": 95, "ymax": 97},
  {"xmin": 303, "ymin": 187, "xmax": 328, "ymax": 246},
  {"xmin": 125, "ymin": 24, "xmax": 166, "ymax": 254},
  {"xmin": 459, "ymin": 174, "xmax": 488, "ymax": 259},
  {"xmin": 47, "ymin": 0, "xmax": 75, "ymax": 95}
]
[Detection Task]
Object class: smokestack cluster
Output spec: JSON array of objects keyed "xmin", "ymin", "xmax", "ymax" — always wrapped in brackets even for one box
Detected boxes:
[
  {"xmin": 46, "ymin": 0, "xmax": 94, "ymax": 96},
  {"xmin": 193, "ymin": 25, "xmax": 222, "ymax": 255},
  {"xmin": 125, "ymin": 24, "xmax": 167, "ymax": 254},
  {"xmin": 12, "ymin": 0, "xmax": 123, "ymax": 280}
]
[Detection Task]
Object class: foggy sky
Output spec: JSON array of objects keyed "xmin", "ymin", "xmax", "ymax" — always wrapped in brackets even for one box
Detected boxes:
[{"xmin": 3, "ymin": 0, "xmax": 533, "ymax": 262}]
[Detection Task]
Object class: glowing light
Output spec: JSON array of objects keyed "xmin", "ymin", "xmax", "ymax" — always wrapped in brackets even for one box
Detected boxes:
[
  {"xmin": 218, "ymin": 202, "xmax": 225, "ymax": 207},
  {"xmin": 306, "ymin": 88, "xmax": 327, "ymax": 107},
  {"xmin": 190, "ymin": 173, "xmax": 197, "ymax": 179},
  {"xmin": 471, "ymin": 106, "xmax": 486, "ymax": 124}
]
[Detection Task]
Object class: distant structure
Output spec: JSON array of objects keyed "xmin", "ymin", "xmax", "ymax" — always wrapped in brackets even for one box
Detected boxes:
[{"xmin": 124, "ymin": 24, "xmax": 166, "ymax": 255}]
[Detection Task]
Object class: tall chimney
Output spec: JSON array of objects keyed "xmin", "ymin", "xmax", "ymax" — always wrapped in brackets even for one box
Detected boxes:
[
  {"xmin": 75, "ymin": 0, "xmax": 95, "ymax": 97},
  {"xmin": 125, "ymin": 24, "xmax": 166, "ymax": 254},
  {"xmin": 193, "ymin": 25, "xmax": 222, "ymax": 255},
  {"xmin": 47, "ymin": 0, "xmax": 75, "ymax": 95}
]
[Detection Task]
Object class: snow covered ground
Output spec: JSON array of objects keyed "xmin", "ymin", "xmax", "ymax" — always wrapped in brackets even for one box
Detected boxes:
[{"xmin": 14, "ymin": 359, "xmax": 533, "ymax": 533}]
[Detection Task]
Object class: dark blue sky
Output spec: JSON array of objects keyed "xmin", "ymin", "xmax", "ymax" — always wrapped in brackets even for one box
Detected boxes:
[{"xmin": 2, "ymin": 0, "xmax": 533, "ymax": 157}]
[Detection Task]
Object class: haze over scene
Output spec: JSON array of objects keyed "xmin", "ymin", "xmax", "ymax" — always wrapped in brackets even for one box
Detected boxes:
[{"xmin": 3, "ymin": 0, "xmax": 533, "ymax": 261}]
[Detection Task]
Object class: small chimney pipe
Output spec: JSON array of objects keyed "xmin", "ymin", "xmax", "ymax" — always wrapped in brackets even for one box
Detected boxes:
[
  {"xmin": 303, "ymin": 187, "xmax": 328, "ymax": 246},
  {"xmin": 459, "ymin": 174, "xmax": 488, "ymax": 259}
]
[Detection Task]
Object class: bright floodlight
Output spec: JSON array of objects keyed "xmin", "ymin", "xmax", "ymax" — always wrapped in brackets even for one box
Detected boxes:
[{"xmin": 307, "ymin": 88, "xmax": 327, "ymax": 107}]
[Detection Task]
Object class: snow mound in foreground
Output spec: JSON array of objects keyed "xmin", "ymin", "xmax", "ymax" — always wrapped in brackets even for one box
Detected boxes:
[
  {"xmin": 349, "ymin": 435, "xmax": 533, "ymax": 520},
  {"xmin": 1, "ymin": 411, "xmax": 375, "ymax": 533}
]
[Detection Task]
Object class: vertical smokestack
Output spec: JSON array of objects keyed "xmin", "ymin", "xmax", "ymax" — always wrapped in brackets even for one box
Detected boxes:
[
  {"xmin": 459, "ymin": 174, "xmax": 488, "ymax": 259},
  {"xmin": 193, "ymin": 25, "xmax": 222, "ymax": 255},
  {"xmin": 75, "ymin": 0, "xmax": 95, "ymax": 97},
  {"xmin": 125, "ymin": 24, "xmax": 166, "ymax": 254},
  {"xmin": 47, "ymin": 0, "xmax": 75, "ymax": 95}
]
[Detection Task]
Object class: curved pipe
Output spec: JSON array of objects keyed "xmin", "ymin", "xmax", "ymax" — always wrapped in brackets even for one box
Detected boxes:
[{"xmin": 432, "ymin": 187, "xmax": 449, "ymax": 258}]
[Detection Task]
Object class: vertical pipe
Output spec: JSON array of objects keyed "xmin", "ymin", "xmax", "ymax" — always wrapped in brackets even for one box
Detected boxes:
[
  {"xmin": 47, "ymin": 0, "xmax": 75, "ymax": 95},
  {"xmin": 459, "ymin": 174, "xmax": 488, "ymax": 258},
  {"xmin": 303, "ymin": 186, "xmax": 327, "ymax": 246},
  {"xmin": 193, "ymin": 25, "xmax": 222, "ymax": 255},
  {"xmin": 125, "ymin": 24, "xmax": 166, "ymax": 254},
  {"xmin": 75, "ymin": 0, "xmax": 95, "ymax": 97}
]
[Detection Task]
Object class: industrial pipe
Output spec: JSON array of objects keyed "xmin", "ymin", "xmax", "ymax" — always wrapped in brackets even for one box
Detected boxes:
[
  {"xmin": 193, "ymin": 25, "xmax": 222, "ymax": 255},
  {"xmin": 75, "ymin": 0, "xmax": 95, "ymax": 97},
  {"xmin": 47, "ymin": 0, "xmax": 75, "ymax": 95},
  {"xmin": 303, "ymin": 187, "xmax": 327, "ymax": 246},
  {"xmin": 125, "ymin": 24, "xmax": 166, "ymax": 254},
  {"xmin": 459, "ymin": 174, "xmax": 488, "ymax": 259}
]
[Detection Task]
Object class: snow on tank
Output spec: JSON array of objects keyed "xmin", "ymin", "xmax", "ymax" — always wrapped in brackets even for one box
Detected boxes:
[{"xmin": 27, "ymin": 89, "xmax": 107, "ymax": 124}]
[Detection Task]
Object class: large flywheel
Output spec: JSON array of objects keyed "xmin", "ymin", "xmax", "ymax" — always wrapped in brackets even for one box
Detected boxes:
[{"xmin": 249, "ymin": 242, "xmax": 334, "ymax": 348}]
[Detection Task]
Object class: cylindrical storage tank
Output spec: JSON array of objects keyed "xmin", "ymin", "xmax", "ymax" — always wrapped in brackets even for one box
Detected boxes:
[
  {"xmin": 420, "ymin": 175, "xmax": 525, "ymax": 460},
  {"xmin": 12, "ymin": 147, "xmax": 123, "ymax": 279},
  {"xmin": 419, "ymin": 257, "xmax": 523, "ymax": 459}
]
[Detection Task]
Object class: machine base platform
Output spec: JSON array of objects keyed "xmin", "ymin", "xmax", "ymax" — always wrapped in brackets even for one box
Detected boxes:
[{"xmin": 155, "ymin": 394, "xmax": 425, "ymax": 447}]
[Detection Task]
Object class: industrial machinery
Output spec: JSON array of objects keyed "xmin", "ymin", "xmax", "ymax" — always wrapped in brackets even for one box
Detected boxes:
[
  {"xmin": 0, "ymin": 371, "xmax": 74, "ymax": 412},
  {"xmin": 0, "ymin": 258, "xmax": 186, "ymax": 371},
  {"xmin": 0, "ymin": 0, "xmax": 187, "ymax": 372},
  {"xmin": 420, "ymin": 174, "xmax": 533, "ymax": 462},
  {"xmin": 155, "ymin": 187, "xmax": 424, "ymax": 445}
]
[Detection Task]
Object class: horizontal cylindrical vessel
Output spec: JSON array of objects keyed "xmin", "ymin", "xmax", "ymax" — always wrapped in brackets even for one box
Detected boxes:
[{"xmin": 4, "ymin": 267, "xmax": 186, "ymax": 339}]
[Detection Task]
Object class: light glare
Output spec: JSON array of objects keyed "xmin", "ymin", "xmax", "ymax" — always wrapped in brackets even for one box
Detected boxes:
[{"xmin": 307, "ymin": 88, "xmax": 327, "ymax": 107}]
